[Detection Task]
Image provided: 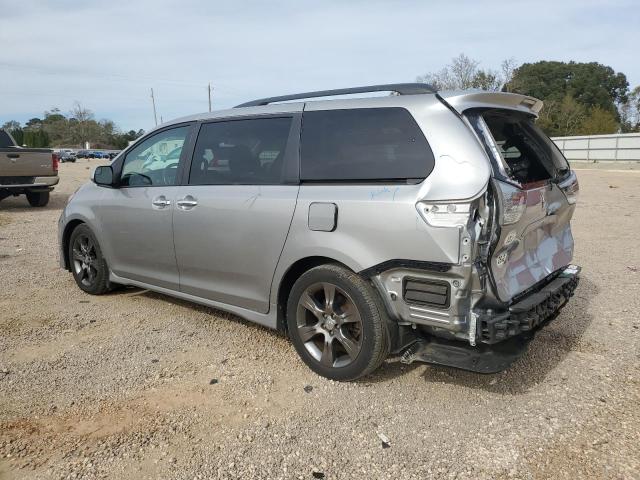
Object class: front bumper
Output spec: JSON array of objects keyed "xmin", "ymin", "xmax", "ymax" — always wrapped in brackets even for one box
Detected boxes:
[{"xmin": 476, "ymin": 265, "xmax": 581, "ymax": 344}]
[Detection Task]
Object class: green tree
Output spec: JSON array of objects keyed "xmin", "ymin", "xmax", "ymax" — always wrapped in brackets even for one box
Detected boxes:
[
  {"xmin": 537, "ymin": 95, "xmax": 587, "ymax": 136},
  {"xmin": 507, "ymin": 61, "xmax": 628, "ymax": 114},
  {"xmin": 2, "ymin": 120, "xmax": 21, "ymax": 131},
  {"xmin": 22, "ymin": 129, "xmax": 50, "ymax": 147},
  {"xmin": 25, "ymin": 117, "xmax": 43, "ymax": 129},
  {"xmin": 11, "ymin": 129, "xmax": 24, "ymax": 146},
  {"xmin": 4, "ymin": 105, "xmax": 143, "ymax": 149},
  {"xmin": 579, "ymin": 107, "xmax": 619, "ymax": 135},
  {"xmin": 43, "ymin": 108, "xmax": 71, "ymax": 145},
  {"xmin": 471, "ymin": 70, "xmax": 501, "ymax": 91},
  {"xmin": 620, "ymin": 86, "xmax": 640, "ymax": 132}
]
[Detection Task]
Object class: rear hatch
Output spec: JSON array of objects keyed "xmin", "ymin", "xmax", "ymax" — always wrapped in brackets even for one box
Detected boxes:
[
  {"xmin": 1, "ymin": 129, "xmax": 56, "ymax": 179},
  {"xmin": 461, "ymin": 103, "xmax": 579, "ymax": 302},
  {"xmin": 0, "ymin": 148, "xmax": 56, "ymax": 178}
]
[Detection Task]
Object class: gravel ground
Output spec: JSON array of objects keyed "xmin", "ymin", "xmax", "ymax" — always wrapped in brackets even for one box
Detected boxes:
[{"xmin": 1, "ymin": 160, "xmax": 639, "ymax": 480}]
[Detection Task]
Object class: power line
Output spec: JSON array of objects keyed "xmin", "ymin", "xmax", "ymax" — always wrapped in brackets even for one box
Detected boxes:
[{"xmin": 0, "ymin": 61, "xmax": 246, "ymax": 94}]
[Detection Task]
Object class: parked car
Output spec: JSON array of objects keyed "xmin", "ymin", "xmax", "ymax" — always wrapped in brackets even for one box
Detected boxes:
[
  {"xmin": 108, "ymin": 151, "xmax": 120, "ymax": 160},
  {"xmin": 58, "ymin": 84, "xmax": 581, "ymax": 381},
  {"xmin": 1, "ymin": 129, "xmax": 59, "ymax": 206},
  {"xmin": 59, "ymin": 150, "xmax": 76, "ymax": 163},
  {"xmin": 77, "ymin": 150, "xmax": 90, "ymax": 159}
]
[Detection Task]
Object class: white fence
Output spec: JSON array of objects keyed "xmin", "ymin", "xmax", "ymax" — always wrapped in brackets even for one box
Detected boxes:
[{"xmin": 551, "ymin": 133, "xmax": 640, "ymax": 162}]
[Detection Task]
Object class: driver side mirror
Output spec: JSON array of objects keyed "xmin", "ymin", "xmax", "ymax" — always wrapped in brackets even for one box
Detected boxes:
[{"xmin": 93, "ymin": 165, "xmax": 115, "ymax": 187}]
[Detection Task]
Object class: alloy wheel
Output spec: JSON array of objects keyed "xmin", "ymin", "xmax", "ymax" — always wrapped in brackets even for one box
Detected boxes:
[
  {"xmin": 296, "ymin": 282, "xmax": 363, "ymax": 368},
  {"xmin": 72, "ymin": 234, "xmax": 99, "ymax": 287}
]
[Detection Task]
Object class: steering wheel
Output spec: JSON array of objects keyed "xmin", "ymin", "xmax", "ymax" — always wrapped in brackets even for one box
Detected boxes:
[{"xmin": 162, "ymin": 162, "xmax": 179, "ymax": 185}]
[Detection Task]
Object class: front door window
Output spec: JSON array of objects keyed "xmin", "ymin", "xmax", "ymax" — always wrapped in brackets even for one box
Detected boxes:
[{"xmin": 120, "ymin": 126, "xmax": 190, "ymax": 187}]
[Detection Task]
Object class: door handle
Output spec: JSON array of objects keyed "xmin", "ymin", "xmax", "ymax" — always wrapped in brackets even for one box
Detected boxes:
[
  {"xmin": 152, "ymin": 196, "xmax": 171, "ymax": 208},
  {"xmin": 7, "ymin": 153, "xmax": 19, "ymax": 158},
  {"xmin": 176, "ymin": 195, "xmax": 198, "ymax": 210}
]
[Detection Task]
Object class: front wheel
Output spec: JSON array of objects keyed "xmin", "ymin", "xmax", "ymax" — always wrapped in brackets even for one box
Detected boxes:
[
  {"xmin": 68, "ymin": 224, "xmax": 112, "ymax": 295},
  {"xmin": 286, "ymin": 264, "xmax": 390, "ymax": 381},
  {"xmin": 26, "ymin": 191, "xmax": 49, "ymax": 207}
]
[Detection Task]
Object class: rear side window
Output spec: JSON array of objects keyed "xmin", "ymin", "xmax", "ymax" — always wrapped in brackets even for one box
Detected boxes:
[
  {"xmin": 300, "ymin": 108, "xmax": 434, "ymax": 181},
  {"xmin": 189, "ymin": 117, "xmax": 292, "ymax": 185}
]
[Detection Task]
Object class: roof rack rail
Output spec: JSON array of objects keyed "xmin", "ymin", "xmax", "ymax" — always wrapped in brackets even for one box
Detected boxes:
[{"xmin": 234, "ymin": 83, "xmax": 437, "ymax": 108}]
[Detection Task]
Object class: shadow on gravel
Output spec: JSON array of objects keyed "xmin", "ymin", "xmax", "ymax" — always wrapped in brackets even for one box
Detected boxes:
[
  {"xmin": 0, "ymin": 192, "xmax": 70, "ymax": 211},
  {"xmin": 110, "ymin": 276, "xmax": 596, "ymax": 395},
  {"xmin": 366, "ymin": 277, "xmax": 597, "ymax": 395},
  {"xmin": 124, "ymin": 288, "xmax": 285, "ymax": 338}
]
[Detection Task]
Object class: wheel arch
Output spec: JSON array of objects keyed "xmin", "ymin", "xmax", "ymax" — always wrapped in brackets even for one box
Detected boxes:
[
  {"xmin": 275, "ymin": 256, "xmax": 353, "ymax": 333},
  {"xmin": 61, "ymin": 219, "xmax": 86, "ymax": 271}
]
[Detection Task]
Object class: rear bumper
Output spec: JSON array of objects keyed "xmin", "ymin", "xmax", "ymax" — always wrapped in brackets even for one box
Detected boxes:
[
  {"xmin": 476, "ymin": 265, "xmax": 581, "ymax": 344},
  {"xmin": 0, "ymin": 176, "xmax": 58, "ymax": 189},
  {"xmin": 399, "ymin": 265, "xmax": 581, "ymax": 373}
]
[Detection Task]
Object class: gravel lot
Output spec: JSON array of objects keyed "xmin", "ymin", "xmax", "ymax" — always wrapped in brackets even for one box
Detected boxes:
[{"xmin": 1, "ymin": 160, "xmax": 639, "ymax": 480}]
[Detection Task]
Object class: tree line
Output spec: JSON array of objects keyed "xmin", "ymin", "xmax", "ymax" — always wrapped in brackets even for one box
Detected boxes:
[
  {"xmin": 418, "ymin": 54, "xmax": 640, "ymax": 137},
  {"xmin": 3, "ymin": 57, "xmax": 639, "ymax": 148},
  {"xmin": 2, "ymin": 102, "xmax": 144, "ymax": 149}
]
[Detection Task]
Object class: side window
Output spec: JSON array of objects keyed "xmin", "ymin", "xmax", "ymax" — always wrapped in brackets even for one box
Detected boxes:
[
  {"xmin": 120, "ymin": 126, "xmax": 190, "ymax": 187},
  {"xmin": 189, "ymin": 117, "xmax": 292, "ymax": 185},
  {"xmin": 300, "ymin": 108, "xmax": 434, "ymax": 181}
]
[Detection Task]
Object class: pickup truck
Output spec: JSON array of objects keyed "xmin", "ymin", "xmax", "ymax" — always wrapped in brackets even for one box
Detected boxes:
[{"xmin": 0, "ymin": 129, "xmax": 59, "ymax": 207}]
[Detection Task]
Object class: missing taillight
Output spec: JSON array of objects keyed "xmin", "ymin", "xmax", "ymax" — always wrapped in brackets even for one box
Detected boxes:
[{"xmin": 416, "ymin": 201, "xmax": 472, "ymax": 228}]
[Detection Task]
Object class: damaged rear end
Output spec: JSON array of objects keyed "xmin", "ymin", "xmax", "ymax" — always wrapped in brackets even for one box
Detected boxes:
[{"xmin": 399, "ymin": 91, "xmax": 581, "ymax": 372}]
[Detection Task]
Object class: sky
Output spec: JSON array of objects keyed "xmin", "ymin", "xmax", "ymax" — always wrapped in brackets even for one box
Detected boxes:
[{"xmin": 1, "ymin": 0, "xmax": 639, "ymax": 132}]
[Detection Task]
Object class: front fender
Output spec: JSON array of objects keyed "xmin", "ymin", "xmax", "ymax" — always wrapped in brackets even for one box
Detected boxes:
[{"xmin": 58, "ymin": 183, "xmax": 107, "ymax": 270}]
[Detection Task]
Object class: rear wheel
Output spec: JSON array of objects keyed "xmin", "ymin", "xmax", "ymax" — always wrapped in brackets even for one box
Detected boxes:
[
  {"xmin": 26, "ymin": 191, "xmax": 49, "ymax": 207},
  {"xmin": 286, "ymin": 264, "xmax": 390, "ymax": 381},
  {"xmin": 69, "ymin": 224, "xmax": 112, "ymax": 295}
]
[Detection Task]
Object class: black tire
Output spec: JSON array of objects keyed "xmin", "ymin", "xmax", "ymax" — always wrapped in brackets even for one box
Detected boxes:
[
  {"xmin": 26, "ymin": 191, "xmax": 49, "ymax": 207},
  {"xmin": 286, "ymin": 264, "xmax": 390, "ymax": 381},
  {"xmin": 68, "ymin": 224, "xmax": 112, "ymax": 295}
]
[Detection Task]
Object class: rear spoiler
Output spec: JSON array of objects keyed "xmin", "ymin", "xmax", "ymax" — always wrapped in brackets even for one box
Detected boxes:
[{"xmin": 438, "ymin": 91, "xmax": 543, "ymax": 117}]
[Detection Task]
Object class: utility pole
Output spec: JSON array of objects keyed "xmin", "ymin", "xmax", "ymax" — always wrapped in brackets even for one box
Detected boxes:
[
  {"xmin": 208, "ymin": 83, "xmax": 212, "ymax": 112},
  {"xmin": 150, "ymin": 88, "xmax": 158, "ymax": 126}
]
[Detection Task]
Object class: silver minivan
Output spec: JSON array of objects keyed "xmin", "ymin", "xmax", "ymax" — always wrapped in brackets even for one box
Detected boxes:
[{"xmin": 58, "ymin": 84, "xmax": 580, "ymax": 380}]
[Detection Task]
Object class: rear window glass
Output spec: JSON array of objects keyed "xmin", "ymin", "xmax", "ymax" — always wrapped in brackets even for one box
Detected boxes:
[{"xmin": 300, "ymin": 108, "xmax": 434, "ymax": 181}]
